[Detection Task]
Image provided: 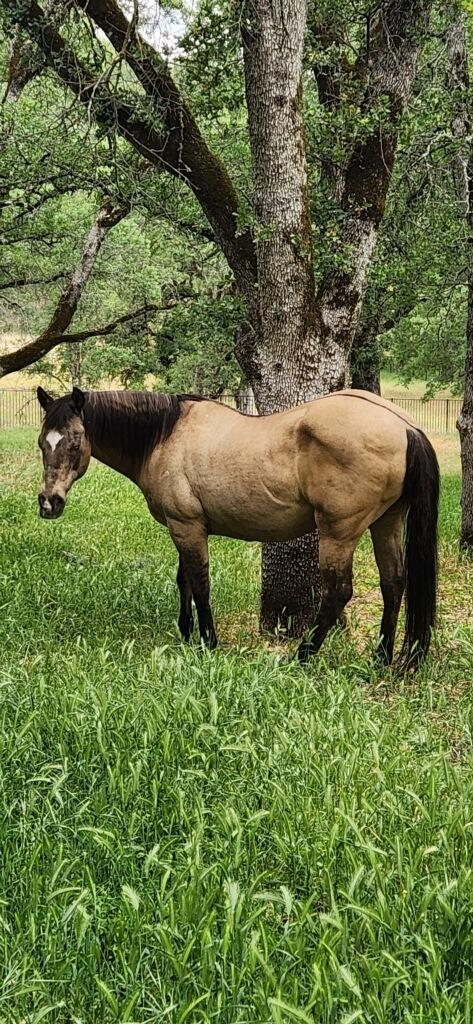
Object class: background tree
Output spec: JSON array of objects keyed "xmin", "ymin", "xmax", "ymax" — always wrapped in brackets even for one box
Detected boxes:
[
  {"xmin": 0, "ymin": 0, "xmax": 438, "ymax": 631},
  {"xmin": 445, "ymin": 6, "xmax": 473, "ymax": 550}
]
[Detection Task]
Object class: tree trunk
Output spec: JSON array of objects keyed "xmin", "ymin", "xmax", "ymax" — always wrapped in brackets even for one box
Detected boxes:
[
  {"xmin": 350, "ymin": 322, "xmax": 381, "ymax": 393},
  {"xmin": 446, "ymin": 9, "xmax": 473, "ymax": 552},
  {"xmin": 239, "ymin": 0, "xmax": 430, "ymax": 634},
  {"xmin": 69, "ymin": 342, "xmax": 83, "ymax": 388},
  {"xmin": 240, "ymin": 0, "xmax": 326, "ymax": 634},
  {"xmin": 458, "ymin": 267, "xmax": 473, "ymax": 549}
]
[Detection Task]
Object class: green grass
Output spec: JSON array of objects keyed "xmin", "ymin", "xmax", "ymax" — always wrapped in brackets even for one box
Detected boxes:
[{"xmin": 1, "ymin": 429, "xmax": 473, "ymax": 1024}]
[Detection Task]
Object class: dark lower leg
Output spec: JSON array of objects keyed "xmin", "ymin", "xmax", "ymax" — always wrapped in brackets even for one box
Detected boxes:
[
  {"xmin": 370, "ymin": 506, "xmax": 405, "ymax": 666},
  {"xmin": 375, "ymin": 576, "xmax": 404, "ymax": 664},
  {"xmin": 168, "ymin": 520, "xmax": 217, "ymax": 650},
  {"xmin": 190, "ymin": 565, "xmax": 217, "ymax": 648},
  {"xmin": 176, "ymin": 556, "xmax": 194, "ymax": 641},
  {"xmin": 184, "ymin": 550, "xmax": 217, "ymax": 649},
  {"xmin": 298, "ymin": 561, "xmax": 354, "ymax": 663}
]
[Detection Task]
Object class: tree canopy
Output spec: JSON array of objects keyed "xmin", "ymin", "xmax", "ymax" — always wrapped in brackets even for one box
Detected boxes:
[{"xmin": 1, "ymin": 0, "xmax": 468, "ymax": 397}]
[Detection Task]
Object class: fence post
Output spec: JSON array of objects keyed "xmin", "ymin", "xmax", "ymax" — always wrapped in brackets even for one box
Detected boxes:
[{"xmin": 446, "ymin": 398, "xmax": 450, "ymax": 433}]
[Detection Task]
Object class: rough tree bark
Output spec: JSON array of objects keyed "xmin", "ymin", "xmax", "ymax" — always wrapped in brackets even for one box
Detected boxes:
[
  {"xmin": 315, "ymin": 0, "xmax": 432, "ymax": 379},
  {"xmin": 238, "ymin": 0, "xmax": 432, "ymax": 631},
  {"xmin": 3, "ymin": 25, "xmax": 39, "ymax": 101},
  {"xmin": 350, "ymin": 320, "xmax": 381, "ymax": 393},
  {"xmin": 446, "ymin": 10, "xmax": 473, "ymax": 550},
  {"xmin": 239, "ymin": 0, "xmax": 322, "ymax": 632},
  {"xmin": 461, "ymin": 252, "xmax": 473, "ymax": 549},
  {"xmin": 2, "ymin": 0, "xmax": 63, "ymax": 102},
  {"xmin": 1, "ymin": 0, "xmax": 433, "ymax": 630}
]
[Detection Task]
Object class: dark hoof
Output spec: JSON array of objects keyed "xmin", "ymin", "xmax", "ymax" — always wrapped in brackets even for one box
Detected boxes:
[
  {"xmin": 297, "ymin": 641, "xmax": 315, "ymax": 663},
  {"xmin": 178, "ymin": 614, "xmax": 194, "ymax": 641},
  {"xmin": 198, "ymin": 630, "xmax": 218, "ymax": 651},
  {"xmin": 373, "ymin": 641, "xmax": 393, "ymax": 667}
]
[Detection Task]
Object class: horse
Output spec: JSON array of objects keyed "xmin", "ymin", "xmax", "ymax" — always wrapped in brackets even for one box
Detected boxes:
[{"xmin": 36, "ymin": 385, "xmax": 439, "ymax": 666}]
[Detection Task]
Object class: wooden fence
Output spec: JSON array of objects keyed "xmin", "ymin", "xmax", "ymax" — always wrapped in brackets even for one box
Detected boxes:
[
  {"xmin": 0, "ymin": 387, "xmax": 463, "ymax": 434},
  {"xmin": 0, "ymin": 387, "xmax": 43, "ymax": 429}
]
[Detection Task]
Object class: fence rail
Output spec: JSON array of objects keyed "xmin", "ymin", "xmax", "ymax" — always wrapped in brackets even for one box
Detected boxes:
[
  {"xmin": 0, "ymin": 387, "xmax": 463, "ymax": 434},
  {"xmin": 392, "ymin": 396, "xmax": 462, "ymax": 434},
  {"xmin": 0, "ymin": 387, "xmax": 43, "ymax": 429}
]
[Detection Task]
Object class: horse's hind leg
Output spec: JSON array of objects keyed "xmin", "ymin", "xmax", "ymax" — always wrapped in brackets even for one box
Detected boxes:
[
  {"xmin": 298, "ymin": 529, "xmax": 356, "ymax": 663},
  {"xmin": 176, "ymin": 555, "xmax": 194, "ymax": 641},
  {"xmin": 369, "ymin": 501, "xmax": 405, "ymax": 665},
  {"xmin": 168, "ymin": 518, "xmax": 217, "ymax": 650}
]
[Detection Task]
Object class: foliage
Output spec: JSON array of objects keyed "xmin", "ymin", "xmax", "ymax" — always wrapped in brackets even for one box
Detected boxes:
[
  {"xmin": 385, "ymin": 288, "xmax": 467, "ymax": 396},
  {"xmin": 0, "ymin": 2, "xmax": 472, "ymax": 395},
  {"xmin": 355, "ymin": 5, "xmax": 471, "ymax": 394},
  {"xmin": 0, "ymin": 428, "xmax": 472, "ymax": 1021},
  {"xmin": 0, "ymin": 28, "xmax": 244, "ymax": 393},
  {"xmin": 20, "ymin": 205, "xmax": 242, "ymax": 392}
]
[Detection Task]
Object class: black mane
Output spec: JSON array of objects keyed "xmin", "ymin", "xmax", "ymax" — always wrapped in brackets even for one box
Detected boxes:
[{"xmin": 44, "ymin": 390, "xmax": 206, "ymax": 470}]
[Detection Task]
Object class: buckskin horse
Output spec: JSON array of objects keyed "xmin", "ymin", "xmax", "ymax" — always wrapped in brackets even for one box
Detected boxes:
[{"xmin": 36, "ymin": 386, "xmax": 439, "ymax": 666}]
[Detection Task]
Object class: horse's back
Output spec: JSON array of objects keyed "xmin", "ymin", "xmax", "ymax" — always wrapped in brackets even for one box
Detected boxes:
[{"xmin": 297, "ymin": 389, "xmax": 415, "ymax": 451}]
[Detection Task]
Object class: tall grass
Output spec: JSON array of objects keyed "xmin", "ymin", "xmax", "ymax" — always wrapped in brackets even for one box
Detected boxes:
[{"xmin": 0, "ymin": 429, "xmax": 472, "ymax": 1023}]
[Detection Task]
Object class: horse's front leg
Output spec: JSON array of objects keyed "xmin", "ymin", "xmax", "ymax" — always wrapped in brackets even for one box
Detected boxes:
[
  {"xmin": 176, "ymin": 555, "xmax": 194, "ymax": 641},
  {"xmin": 168, "ymin": 518, "xmax": 217, "ymax": 650}
]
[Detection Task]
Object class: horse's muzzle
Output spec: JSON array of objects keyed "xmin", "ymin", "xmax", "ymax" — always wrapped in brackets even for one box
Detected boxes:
[{"xmin": 38, "ymin": 493, "xmax": 65, "ymax": 519}]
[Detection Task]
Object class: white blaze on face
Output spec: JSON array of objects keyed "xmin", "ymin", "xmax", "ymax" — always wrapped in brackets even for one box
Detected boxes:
[{"xmin": 46, "ymin": 429, "xmax": 64, "ymax": 452}]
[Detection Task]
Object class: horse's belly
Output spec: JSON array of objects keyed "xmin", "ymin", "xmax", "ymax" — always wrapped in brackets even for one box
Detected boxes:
[{"xmin": 207, "ymin": 503, "xmax": 314, "ymax": 542}]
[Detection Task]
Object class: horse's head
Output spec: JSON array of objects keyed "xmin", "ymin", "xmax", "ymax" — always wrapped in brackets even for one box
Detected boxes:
[{"xmin": 37, "ymin": 386, "xmax": 91, "ymax": 519}]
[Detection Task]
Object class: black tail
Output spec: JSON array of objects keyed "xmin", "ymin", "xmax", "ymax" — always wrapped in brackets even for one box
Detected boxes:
[{"xmin": 400, "ymin": 429, "xmax": 439, "ymax": 668}]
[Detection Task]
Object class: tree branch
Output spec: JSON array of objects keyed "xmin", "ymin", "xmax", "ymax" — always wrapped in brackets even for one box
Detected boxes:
[
  {"xmin": 317, "ymin": 0, "xmax": 433, "ymax": 356},
  {"xmin": 0, "ymin": 269, "xmax": 71, "ymax": 291},
  {"xmin": 0, "ymin": 298, "xmax": 189, "ymax": 376},
  {"xmin": 0, "ymin": 0, "xmax": 256, "ymax": 293},
  {"xmin": 74, "ymin": 0, "xmax": 256, "ymax": 290},
  {"xmin": 2, "ymin": 1, "xmax": 62, "ymax": 102},
  {"xmin": 57, "ymin": 302, "xmax": 169, "ymax": 345},
  {"xmin": 3, "ymin": 23, "xmax": 43, "ymax": 103},
  {"xmin": 445, "ymin": 10, "xmax": 470, "ymax": 217},
  {"xmin": 0, "ymin": 200, "xmax": 127, "ymax": 377},
  {"xmin": 310, "ymin": 20, "xmax": 365, "ymax": 113}
]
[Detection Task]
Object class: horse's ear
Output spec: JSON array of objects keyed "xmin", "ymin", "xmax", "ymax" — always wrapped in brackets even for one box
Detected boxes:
[
  {"xmin": 72, "ymin": 386, "xmax": 85, "ymax": 413},
  {"xmin": 37, "ymin": 386, "xmax": 53, "ymax": 411}
]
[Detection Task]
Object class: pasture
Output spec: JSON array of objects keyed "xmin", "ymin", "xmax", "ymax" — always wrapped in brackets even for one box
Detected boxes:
[{"xmin": 1, "ymin": 428, "xmax": 473, "ymax": 1023}]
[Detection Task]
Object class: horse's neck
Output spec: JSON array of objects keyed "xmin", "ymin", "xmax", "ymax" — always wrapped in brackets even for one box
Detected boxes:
[
  {"xmin": 86, "ymin": 396, "xmax": 141, "ymax": 484},
  {"xmin": 90, "ymin": 436, "xmax": 135, "ymax": 480}
]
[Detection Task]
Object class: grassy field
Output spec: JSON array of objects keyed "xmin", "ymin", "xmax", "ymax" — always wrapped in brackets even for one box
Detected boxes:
[
  {"xmin": 379, "ymin": 373, "xmax": 456, "ymax": 400},
  {"xmin": 1, "ymin": 429, "xmax": 473, "ymax": 1024}
]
